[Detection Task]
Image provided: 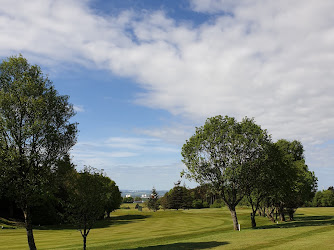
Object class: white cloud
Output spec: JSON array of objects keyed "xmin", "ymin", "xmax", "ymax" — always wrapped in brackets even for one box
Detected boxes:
[
  {"xmin": 2, "ymin": 0, "xmax": 334, "ymax": 187},
  {"xmin": 2, "ymin": 0, "xmax": 334, "ymax": 144},
  {"xmin": 135, "ymin": 124, "xmax": 195, "ymax": 146},
  {"xmin": 73, "ymin": 105, "xmax": 85, "ymax": 112}
]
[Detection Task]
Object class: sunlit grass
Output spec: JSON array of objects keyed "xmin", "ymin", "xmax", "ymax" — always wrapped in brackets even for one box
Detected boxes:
[{"xmin": 0, "ymin": 205, "xmax": 333, "ymax": 249}]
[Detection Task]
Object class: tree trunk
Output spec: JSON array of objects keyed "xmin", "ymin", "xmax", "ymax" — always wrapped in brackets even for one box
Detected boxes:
[
  {"xmin": 287, "ymin": 209, "xmax": 294, "ymax": 221},
  {"xmin": 229, "ymin": 207, "xmax": 239, "ymax": 230},
  {"xmin": 23, "ymin": 208, "xmax": 37, "ymax": 250},
  {"xmin": 278, "ymin": 205, "xmax": 285, "ymax": 221},
  {"xmin": 250, "ymin": 213, "xmax": 256, "ymax": 228},
  {"xmin": 81, "ymin": 226, "xmax": 90, "ymax": 250},
  {"xmin": 83, "ymin": 235, "xmax": 87, "ymax": 250},
  {"xmin": 265, "ymin": 207, "xmax": 275, "ymax": 222}
]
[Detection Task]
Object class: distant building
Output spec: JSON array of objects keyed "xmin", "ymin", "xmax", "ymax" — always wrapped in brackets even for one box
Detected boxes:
[{"xmin": 125, "ymin": 194, "xmax": 131, "ymax": 198}]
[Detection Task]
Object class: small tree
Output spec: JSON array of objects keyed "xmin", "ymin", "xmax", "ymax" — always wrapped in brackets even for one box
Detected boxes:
[
  {"xmin": 148, "ymin": 188, "xmax": 160, "ymax": 212},
  {"xmin": 69, "ymin": 167, "xmax": 107, "ymax": 250}
]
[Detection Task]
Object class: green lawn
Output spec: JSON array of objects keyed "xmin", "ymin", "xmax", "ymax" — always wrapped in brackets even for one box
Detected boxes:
[{"xmin": 1, "ymin": 205, "xmax": 333, "ymax": 249}]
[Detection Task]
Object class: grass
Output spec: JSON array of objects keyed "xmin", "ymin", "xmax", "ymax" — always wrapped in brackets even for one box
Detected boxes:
[{"xmin": 0, "ymin": 205, "xmax": 333, "ymax": 249}]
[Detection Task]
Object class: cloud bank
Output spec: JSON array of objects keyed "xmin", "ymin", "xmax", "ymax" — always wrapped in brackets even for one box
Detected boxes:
[
  {"xmin": 2, "ymin": 0, "xmax": 333, "ymax": 144},
  {"xmin": 1, "ymin": 0, "xmax": 334, "ymax": 187}
]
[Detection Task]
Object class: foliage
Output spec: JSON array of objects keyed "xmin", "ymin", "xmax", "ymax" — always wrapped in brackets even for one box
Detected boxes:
[
  {"xmin": 313, "ymin": 188, "xmax": 334, "ymax": 207},
  {"xmin": 210, "ymin": 199, "xmax": 224, "ymax": 208},
  {"xmin": 102, "ymin": 176, "xmax": 122, "ymax": 218},
  {"xmin": 0, "ymin": 55, "xmax": 77, "ymax": 249},
  {"xmin": 182, "ymin": 115, "xmax": 271, "ymax": 230},
  {"xmin": 275, "ymin": 139, "xmax": 317, "ymax": 220},
  {"xmin": 147, "ymin": 188, "xmax": 160, "ymax": 212},
  {"xmin": 68, "ymin": 167, "xmax": 108, "ymax": 250},
  {"xmin": 134, "ymin": 197, "xmax": 142, "ymax": 201},
  {"xmin": 192, "ymin": 199, "xmax": 203, "ymax": 209},
  {"xmin": 123, "ymin": 197, "xmax": 134, "ymax": 203}
]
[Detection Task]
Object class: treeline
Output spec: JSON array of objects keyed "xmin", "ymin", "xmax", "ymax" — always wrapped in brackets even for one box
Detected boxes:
[
  {"xmin": 0, "ymin": 155, "xmax": 122, "ymax": 225},
  {"xmin": 160, "ymin": 182, "xmax": 212, "ymax": 210},
  {"xmin": 313, "ymin": 187, "xmax": 334, "ymax": 207},
  {"xmin": 159, "ymin": 181, "xmax": 333, "ymax": 213}
]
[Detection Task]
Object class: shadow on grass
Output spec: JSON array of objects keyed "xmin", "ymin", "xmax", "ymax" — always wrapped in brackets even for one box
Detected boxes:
[
  {"xmin": 124, "ymin": 241, "xmax": 229, "ymax": 250},
  {"xmin": 257, "ymin": 215, "xmax": 334, "ymax": 229},
  {"xmin": 37, "ymin": 214, "xmax": 151, "ymax": 230}
]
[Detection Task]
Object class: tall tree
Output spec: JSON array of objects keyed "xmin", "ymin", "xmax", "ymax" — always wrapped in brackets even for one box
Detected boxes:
[
  {"xmin": 0, "ymin": 55, "xmax": 77, "ymax": 249},
  {"xmin": 182, "ymin": 116, "xmax": 270, "ymax": 230}
]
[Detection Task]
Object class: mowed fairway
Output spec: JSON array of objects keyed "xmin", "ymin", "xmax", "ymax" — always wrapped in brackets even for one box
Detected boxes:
[{"xmin": 1, "ymin": 205, "xmax": 333, "ymax": 249}]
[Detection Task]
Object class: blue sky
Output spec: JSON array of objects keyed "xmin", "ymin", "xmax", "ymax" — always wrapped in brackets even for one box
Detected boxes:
[{"xmin": 1, "ymin": 0, "xmax": 334, "ymax": 190}]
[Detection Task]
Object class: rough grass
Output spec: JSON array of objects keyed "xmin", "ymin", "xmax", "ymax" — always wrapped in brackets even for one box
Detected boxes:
[{"xmin": 0, "ymin": 205, "xmax": 333, "ymax": 249}]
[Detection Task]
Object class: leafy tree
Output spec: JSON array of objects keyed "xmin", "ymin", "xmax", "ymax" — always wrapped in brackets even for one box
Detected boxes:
[
  {"xmin": 68, "ymin": 167, "xmax": 107, "ymax": 250},
  {"xmin": 103, "ymin": 177, "xmax": 122, "ymax": 218},
  {"xmin": 244, "ymin": 142, "xmax": 286, "ymax": 227},
  {"xmin": 182, "ymin": 116, "xmax": 270, "ymax": 230},
  {"xmin": 276, "ymin": 139, "xmax": 317, "ymax": 220},
  {"xmin": 52, "ymin": 154, "xmax": 78, "ymax": 223},
  {"xmin": 147, "ymin": 187, "xmax": 160, "ymax": 211},
  {"xmin": 159, "ymin": 193, "xmax": 171, "ymax": 210},
  {"xmin": 0, "ymin": 55, "xmax": 77, "ymax": 249}
]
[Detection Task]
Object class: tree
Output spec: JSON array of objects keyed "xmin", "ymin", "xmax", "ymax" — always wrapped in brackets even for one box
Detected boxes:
[
  {"xmin": 276, "ymin": 139, "xmax": 317, "ymax": 220},
  {"xmin": 160, "ymin": 192, "xmax": 171, "ymax": 210},
  {"xmin": 103, "ymin": 177, "xmax": 122, "ymax": 218},
  {"xmin": 147, "ymin": 187, "xmax": 160, "ymax": 212},
  {"xmin": 0, "ymin": 55, "xmax": 77, "ymax": 249},
  {"xmin": 69, "ymin": 167, "xmax": 107, "ymax": 250},
  {"xmin": 182, "ymin": 116, "xmax": 270, "ymax": 230},
  {"xmin": 244, "ymin": 142, "xmax": 285, "ymax": 227}
]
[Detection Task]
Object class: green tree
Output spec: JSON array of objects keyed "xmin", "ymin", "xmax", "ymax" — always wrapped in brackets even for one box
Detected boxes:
[
  {"xmin": 0, "ymin": 55, "xmax": 77, "ymax": 249},
  {"xmin": 312, "ymin": 188, "xmax": 334, "ymax": 207},
  {"xmin": 147, "ymin": 187, "xmax": 160, "ymax": 212},
  {"xmin": 244, "ymin": 142, "xmax": 285, "ymax": 227},
  {"xmin": 182, "ymin": 116, "xmax": 270, "ymax": 230},
  {"xmin": 69, "ymin": 167, "xmax": 107, "ymax": 250},
  {"xmin": 103, "ymin": 177, "xmax": 122, "ymax": 218},
  {"xmin": 159, "ymin": 193, "xmax": 171, "ymax": 210},
  {"xmin": 276, "ymin": 139, "xmax": 317, "ymax": 220}
]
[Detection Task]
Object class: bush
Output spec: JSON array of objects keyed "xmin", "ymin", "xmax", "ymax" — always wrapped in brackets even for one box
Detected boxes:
[
  {"xmin": 210, "ymin": 199, "xmax": 224, "ymax": 208},
  {"xmin": 192, "ymin": 200, "xmax": 203, "ymax": 209}
]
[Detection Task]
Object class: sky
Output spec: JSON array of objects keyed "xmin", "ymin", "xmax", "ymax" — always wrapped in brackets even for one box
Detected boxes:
[{"xmin": 1, "ymin": 0, "xmax": 334, "ymax": 190}]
